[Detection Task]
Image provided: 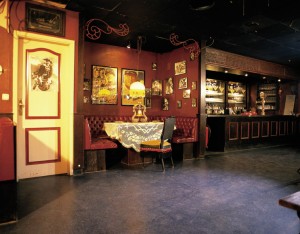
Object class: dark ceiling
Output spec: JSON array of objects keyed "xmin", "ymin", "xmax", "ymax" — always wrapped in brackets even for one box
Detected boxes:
[{"xmin": 51, "ymin": 0, "xmax": 300, "ymax": 68}]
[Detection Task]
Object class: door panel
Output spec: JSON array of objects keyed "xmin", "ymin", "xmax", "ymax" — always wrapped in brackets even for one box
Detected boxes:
[{"xmin": 13, "ymin": 31, "xmax": 74, "ymax": 180}]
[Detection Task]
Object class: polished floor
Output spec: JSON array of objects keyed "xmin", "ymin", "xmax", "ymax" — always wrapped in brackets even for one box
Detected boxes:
[{"xmin": 1, "ymin": 145, "xmax": 300, "ymax": 233}]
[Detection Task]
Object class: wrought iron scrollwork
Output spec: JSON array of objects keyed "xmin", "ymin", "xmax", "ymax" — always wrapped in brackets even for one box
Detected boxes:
[
  {"xmin": 85, "ymin": 19, "xmax": 129, "ymax": 40},
  {"xmin": 169, "ymin": 33, "xmax": 200, "ymax": 59}
]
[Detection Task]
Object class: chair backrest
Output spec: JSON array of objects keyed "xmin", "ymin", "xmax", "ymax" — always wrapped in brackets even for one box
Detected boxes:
[{"xmin": 161, "ymin": 117, "xmax": 176, "ymax": 144}]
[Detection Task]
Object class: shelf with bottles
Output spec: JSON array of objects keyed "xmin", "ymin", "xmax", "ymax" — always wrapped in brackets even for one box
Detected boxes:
[
  {"xmin": 205, "ymin": 79, "xmax": 225, "ymax": 101},
  {"xmin": 206, "ymin": 79, "xmax": 225, "ymax": 114},
  {"xmin": 227, "ymin": 81, "xmax": 246, "ymax": 108},
  {"xmin": 257, "ymin": 83, "xmax": 278, "ymax": 111}
]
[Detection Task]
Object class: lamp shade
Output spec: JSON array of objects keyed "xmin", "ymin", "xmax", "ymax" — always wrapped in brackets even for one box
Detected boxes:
[{"xmin": 130, "ymin": 81, "xmax": 145, "ymax": 98}]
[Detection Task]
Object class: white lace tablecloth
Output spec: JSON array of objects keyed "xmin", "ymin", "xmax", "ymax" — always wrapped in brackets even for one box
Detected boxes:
[{"xmin": 103, "ymin": 122, "xmax": 164, "ymax": 152}]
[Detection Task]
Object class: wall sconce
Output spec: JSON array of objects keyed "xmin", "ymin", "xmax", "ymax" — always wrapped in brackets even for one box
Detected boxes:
[
  {"xmin": 0, "ymin": 65, "xmax": 4, "ymax": 76},
  {"xmin": 127, "ymin": 41, "xmax": 131, "ymax": 49}
]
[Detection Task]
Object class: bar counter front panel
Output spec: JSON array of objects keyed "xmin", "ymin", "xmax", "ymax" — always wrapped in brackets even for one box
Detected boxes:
[{"xmin": 207, "ymin": 115, "xmax": 297, "ymax": 151}]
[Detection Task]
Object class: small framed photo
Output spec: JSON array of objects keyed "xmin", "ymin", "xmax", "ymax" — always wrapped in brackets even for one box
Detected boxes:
[
  {"xmin": 152, "ymin": 62, "xmax": 157, "ymax": 70},
  {"xmin": 145, "ymin": 97, "xmax": 151, "ymax": 108},
  {"xmin": 179, "ymin": 77, "xmax": 187, "ymax": 89},
  {"xmin": 152, "ymin": 80, "xmax": 162, "ymax": 96},
  {"xmin": 183, "ymin": 89, "xmax": 191, "ymax": 98},
  {"xmin": 175, "ymin": 60, "xmax": 186, "ymax": 75},
  {"xmin": 192, "ymin": 98, "xmax": 197, "ymax": 107},
  {"xmin": 192, "ymin": 81, "xmax": 197, "ymax": 90},
  {"xmin": 165, "ymin": 77, "xmax": 174, "ymax": 94},
  {"xmin": 83, "ymin": 79, "xmax": 91, "ymax": 91},
  {"xmin": 83, "ymin": 96, "xmax": 90, "ymax": 103},
  {"xmin": 177, "ymin": 100, "xmax": 182, "ymax": 109},
  {"xmin": 145, "ymin": 88, "xmax": 152, "ymax": 108},
  {"xmin": 25, "ymin": 3, "xmax": 65, "ymax": 37},
  {"xmin": 162, "ymin": 98, "xmax": 169, "ymax": 110}
]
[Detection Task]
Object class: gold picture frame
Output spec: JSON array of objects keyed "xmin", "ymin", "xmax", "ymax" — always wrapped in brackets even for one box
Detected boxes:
[
  {"xmin": 121, "ymin": 69, "xmax": 145, "ymax": 105},
  {"xmin": 175, "ymin": 60, "xmax": 186, "ymax": 75},
  {"xmin": 91, "ymin": 65, "xmax": 118, "ymax": 105},
  {"xmin": 25, "ymin": 3, "xmax": 65, "ymax": 37},
  {"xmin": 179, "ymin": 77, "xmax": 188, "ymax": 89}
]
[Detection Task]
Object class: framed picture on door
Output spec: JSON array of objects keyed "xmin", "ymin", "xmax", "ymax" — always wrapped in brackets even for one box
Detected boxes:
[{"xmin": 26, "ymin": 48, "xmax": 60, "ymax": 119}]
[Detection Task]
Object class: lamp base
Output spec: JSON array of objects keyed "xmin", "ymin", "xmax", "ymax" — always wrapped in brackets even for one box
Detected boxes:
[{"xmin": 132, "ymin": 103, "xmax": 147, "ymax": 122}]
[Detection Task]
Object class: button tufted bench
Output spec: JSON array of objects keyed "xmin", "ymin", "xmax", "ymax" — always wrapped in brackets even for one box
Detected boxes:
[
  {"xmin": 84, "ymin": 115, "xmax": 200, "ymax": 162},
  {"xmin": 84, "ymin": 119, "xmax": 118, "ymax": 172},
  {"xmin": 149, "ymin": 116, "xmax": 199, "ymax": 160}
]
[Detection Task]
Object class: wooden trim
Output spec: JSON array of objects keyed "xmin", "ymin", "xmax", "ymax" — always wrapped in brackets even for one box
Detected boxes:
[
  {"xmin": 251, "ymin": 121, "xmax": 260, "ymax": 138},
  {"xmin": 261, "ymin": 121, "xmax": 269, "ymax": 137},
  {"xmin": 241, "ymin": 122, "xmax": 250, "ymax": 139},
  {"xmin": 25, "ymin": 127, "xmax": 61, "ymax": 165},
  {"xmin": 229, "ymin": 122, "xmax": 238, "ymax": 140},
  {"xmin": 270, "ymin": 121, "xmax": 278, "ymax": 136},
  {"xmin": 206, "ymin": 47, "xmax": 300, "ymax": 79}
]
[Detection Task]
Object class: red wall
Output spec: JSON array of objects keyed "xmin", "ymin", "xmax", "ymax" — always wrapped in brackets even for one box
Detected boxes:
[{"xmin": 83, "ymin": 42, "xmax": 199, "ymax": 117}]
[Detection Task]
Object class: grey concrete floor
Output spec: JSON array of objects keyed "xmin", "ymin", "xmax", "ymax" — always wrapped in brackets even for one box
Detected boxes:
[{"xmin": 1, "ymin": 145, "xmax": 300, "ymax": 234}]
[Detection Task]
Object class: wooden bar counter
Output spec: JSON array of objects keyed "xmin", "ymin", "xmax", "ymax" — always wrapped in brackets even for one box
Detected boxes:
[{"xmin": 207, "ymin": 115, "xmax": 298, "ymax": 151}]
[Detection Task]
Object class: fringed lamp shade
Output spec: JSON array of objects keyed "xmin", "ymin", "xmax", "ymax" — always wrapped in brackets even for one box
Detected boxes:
[{"xmin": 130, "ymin": 81, "xmax": 145, "ymax": 98}]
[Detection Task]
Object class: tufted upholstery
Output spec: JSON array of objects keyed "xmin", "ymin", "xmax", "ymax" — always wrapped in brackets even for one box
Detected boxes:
[
  {"xmin": 84, "ymin": 118, "xmax": 118, "ymax": 150},
  {"xmin": 86, "ymin": 116, "xmax": 132, "ymax": 139},
  {"xmin": 171, "ymin": 117, "xmax": 198, "ymax": 143},
  {"xmin": 85, "ymin": 115, "xmax": 199, "ymax": 144}
]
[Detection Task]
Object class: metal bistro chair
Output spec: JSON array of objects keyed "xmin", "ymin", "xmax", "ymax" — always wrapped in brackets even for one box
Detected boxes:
[{"xmin": 140, "ymin": 116, "xmax": 176, "ymax": 171}]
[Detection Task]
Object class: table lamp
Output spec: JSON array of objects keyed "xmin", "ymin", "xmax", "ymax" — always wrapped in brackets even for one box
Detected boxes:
[{"xmin": 130, "ymin": 81, "xmax": 147, "ymax": 122}]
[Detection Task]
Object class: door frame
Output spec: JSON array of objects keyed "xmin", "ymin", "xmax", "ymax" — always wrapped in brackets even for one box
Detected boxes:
[{"xmin": 13, "ymin": 31, "xmax": 75, "ymax": 178}]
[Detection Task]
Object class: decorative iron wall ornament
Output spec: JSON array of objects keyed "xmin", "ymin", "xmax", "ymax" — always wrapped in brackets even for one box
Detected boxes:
[
  {"xmin": 85, "ymin": 19, "xmax": 129, "ymax": 40},
  {"xmin": 169, "ymin": 33, "xmax": 200, "ymax": 59}
]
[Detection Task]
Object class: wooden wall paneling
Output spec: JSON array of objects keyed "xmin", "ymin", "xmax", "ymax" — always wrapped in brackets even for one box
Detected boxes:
[
  {"xmin": 206, "ymin": 48, "xmax": 299, "ymax": 79},
  {"xmin": 271, "ymin": 121, "xmax": 278, "ymax": 136},
  {"xmin": 229, "ymin": 122, "xmax": 238, "ymax": 140},
  {"xmin": 279, "ymin": 121, "xmax": 286, "ymax": 136},
  {"xmin": 261, "ymin": 121, "xmax": 269, "ymax": 137},
  {"xmin": 251, "ymin": 121, "xmax": 260, "ymax": 138},
  {"xmin": 240, "ymin": 122, "xmax": 250, "ymax": 139}
]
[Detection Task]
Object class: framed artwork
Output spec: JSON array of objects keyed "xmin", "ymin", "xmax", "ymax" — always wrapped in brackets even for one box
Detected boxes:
[
  {"xmin": 152, "ymin": 62, "xmax": 157, "ymax": 70},
  {"xmin": 175, "ymin": 60, "xmax": 186, "ymax": 75},
  {"xmin": 91, "ymin": 65, "xmax": 118, "ymax": 105},
  {"xmin": 162, "ymin": 98, "xmax": 169, "ymax": 110},
  {"xmin": 192, "ymin": 98, "xmax": 197, "ymax": 107},
  {"xmin": 145, "ymin": 88, "xmax": 152, "ymax": 108},
  {"xmin": 192, "ymin": 81, "xmax": 197, "ymax": 90},
  {"xmin": 25, "ymin": 3, "xmax": 65, "ymax": 37},
  {"xmin": 177, "ymin": 100, "xmax": 182, "ymax": 109},
  {"xmin": 183, "ymin": 89, "xmax": 191, "ymax": 98},
  {"xmin": 83, "ymin": 96, "xmax": 90, "ymax": 103},
  {"xmin": 121, "ymin": 69, "xmax": 145, "ymax": 105},
  {"xmin": 165, "ymin": 77, "xmax": 174, "ymax": 94},
  {"xmin": 179, "ymin": 77, "xmax": 187, "ymax": 89},
  {"xmin": 83, "ymin": 78, "xmax": 91, "ymax": 91},
  {"xmin": 152, "ymin": 80, "xmax": 162, "ymax": 96},
  {"xmin": 26, "ymin": 48, "xmax": 60, "ymax": 119}
]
